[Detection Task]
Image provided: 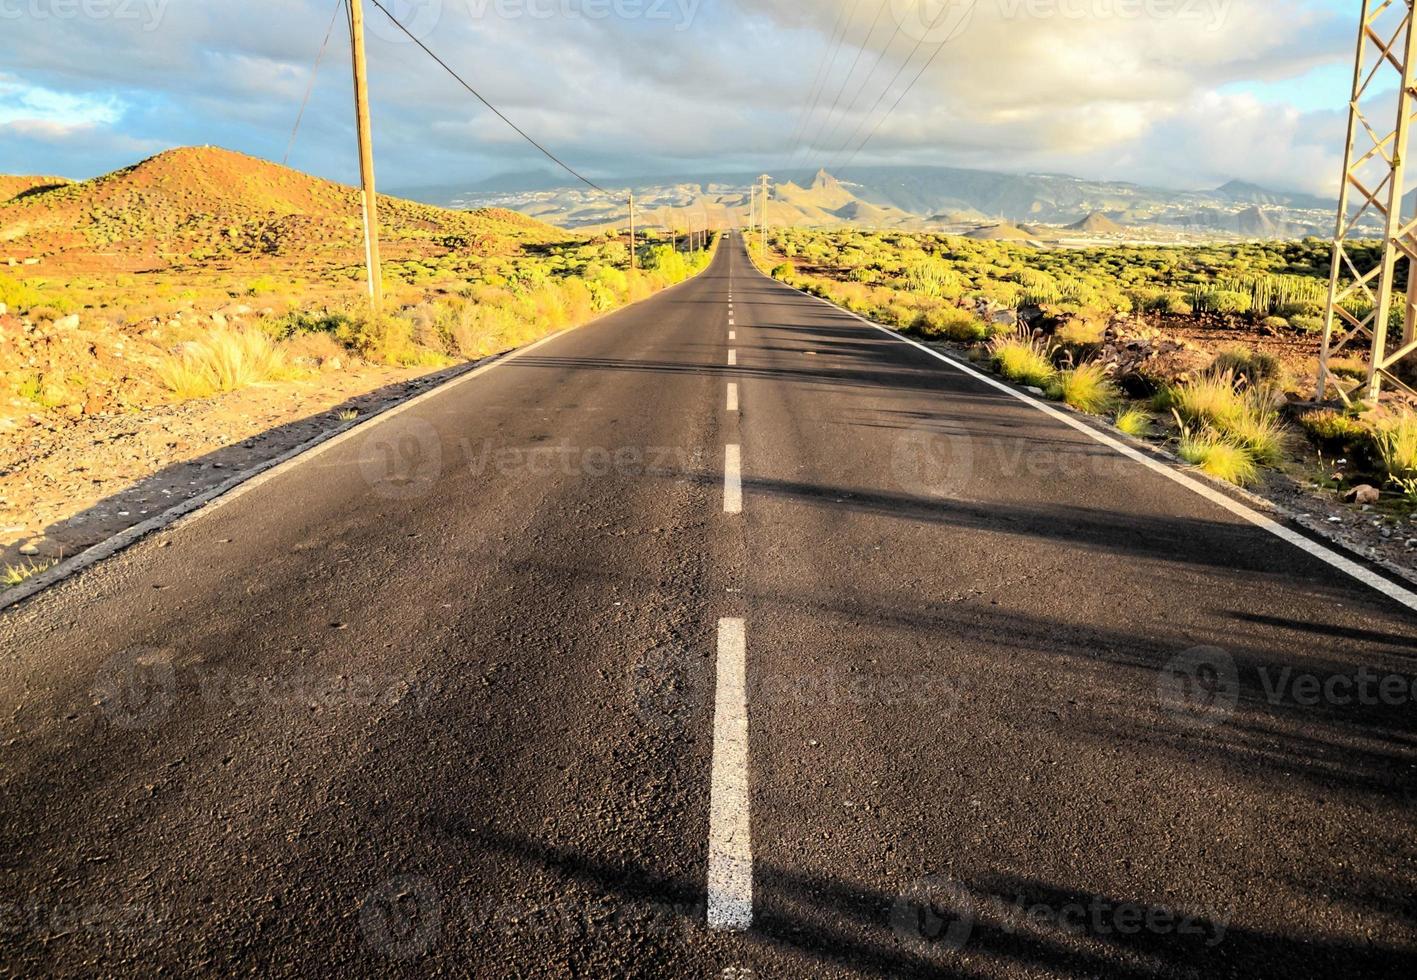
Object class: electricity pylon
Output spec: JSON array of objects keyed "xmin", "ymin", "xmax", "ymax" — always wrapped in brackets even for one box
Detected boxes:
[{"xmin": 1320, "ymin": 0, "xmax": 1417, "ymax": 402}]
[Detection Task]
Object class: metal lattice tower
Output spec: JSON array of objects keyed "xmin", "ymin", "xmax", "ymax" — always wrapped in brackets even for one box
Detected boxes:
[{"xmin": 1320, "ymin": 0, "xmax": 1417, "ymax": 403}]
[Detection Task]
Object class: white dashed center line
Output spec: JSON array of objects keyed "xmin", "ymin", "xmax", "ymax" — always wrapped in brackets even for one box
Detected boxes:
[
  {"xmin": 728, "ymin": 349, "xmax": 737, "ymax": 366},
  {"xmin": 729, "ymin": 330, "xmax": 736, "ymax": 341},
  {"xmin": 723, "ymin": 444, "xmax": 742, "ymax": 513},
  {"xmin": 708, "ymin": 617, "xmax": 752, "ymax": 930},
  {"xmin": 727, "ymin": 383, "xmax": 738, "ymax": 412}
]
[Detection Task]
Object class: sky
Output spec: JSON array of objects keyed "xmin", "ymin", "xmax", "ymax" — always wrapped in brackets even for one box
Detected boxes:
[{"xmin": 0, "ymin": 0, "xmax": 1374, "ymax": 195}]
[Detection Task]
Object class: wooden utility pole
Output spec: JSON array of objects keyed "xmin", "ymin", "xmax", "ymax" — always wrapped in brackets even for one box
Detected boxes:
[
  {"xmin": 628, "ymin": 192, "xmax": 637, "ymax": 270},
  {"xmin": 347, "ymin": 0, "xmax": 383, "ymax": 310},
  {"xmin": 758, "ymin": 174, "xmax": 770, "ymax": 254}
]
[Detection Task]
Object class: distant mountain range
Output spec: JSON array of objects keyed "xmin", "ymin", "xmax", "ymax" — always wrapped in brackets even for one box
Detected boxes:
[{"xmin": 395, "ymin": 165, "xmax": 1350, "ymax": 241}]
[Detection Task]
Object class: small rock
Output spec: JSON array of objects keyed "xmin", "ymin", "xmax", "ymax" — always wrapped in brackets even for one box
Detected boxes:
[
  {"xmin": 1025, "ymin": 386, "xmax": 1045, "ymax": 395},
  {"xmin": 18, "ymin": 541, "xmax": 41, "ymax": 556},
  {"xmin": 53, "ymin": 314, "xmax": 80, "ymax": 330},
  {"xmin": 1344, "ymin": 484, "xmax": 1381, "ymax": 505}
]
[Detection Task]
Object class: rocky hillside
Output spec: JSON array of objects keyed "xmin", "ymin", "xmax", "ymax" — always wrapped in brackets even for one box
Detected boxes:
[{"xmin": 0, "ymin": 146, "xmax": 561, "ymax": 271}]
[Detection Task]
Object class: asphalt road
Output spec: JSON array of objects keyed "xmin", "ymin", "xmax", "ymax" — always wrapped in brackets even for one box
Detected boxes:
[{"xmin": 2, "ymin": 234, "xmax": 1415, "ymax": 978}]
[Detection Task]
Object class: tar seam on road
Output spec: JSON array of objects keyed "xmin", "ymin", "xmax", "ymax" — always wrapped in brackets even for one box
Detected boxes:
[
  {"xmin": 727, "ymin": 383, "xmax": 739, "ymax": 413},
  {"xmin": 708, "ymin": 617, "xmax": 752, "ymax": 930},
  {"xmin": 762, "ymin": 262, "xmax": 1417, "ymax": 614},
  {"xmin": 724, "ymin": 444, "xmax": 743, "ymax": 514}
]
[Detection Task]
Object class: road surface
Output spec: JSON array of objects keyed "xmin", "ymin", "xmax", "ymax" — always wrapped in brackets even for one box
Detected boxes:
[{"xmin": 2, "ymin": 234, "xmax": 1415, "ymax": 978}]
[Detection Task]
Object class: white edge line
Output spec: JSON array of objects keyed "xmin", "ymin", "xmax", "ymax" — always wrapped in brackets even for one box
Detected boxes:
[
  {"xmin": 752, "ymin": 261, "xmax": 1417, "ymax": 614},
  {"xmin": 0, "ymin": 256, "xmax": 724, "ymax": 615},
  {"xmin": 707, "ymin": 616, "xmax": 752, "ymax": 931},
  {"xmin": 724, "ymin": 444, "xmax": 743, "ymax": 514}
]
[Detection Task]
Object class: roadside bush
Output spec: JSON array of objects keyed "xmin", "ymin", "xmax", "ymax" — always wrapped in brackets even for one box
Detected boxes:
[
  {"xmin": 771, "ymin": 263, "xmax": 794, "ymax": 278},
  {"xmin": 1114, "ymin": 406, "xmax": 1152, "ymax": 437},
  {"xmin": 155, "ymin": 326, "xmax": 301, "ymax": 398},
  {"xmin": 1374, "ymin": 414, "xmax": 1417, "ymax": 497},
  {"xmin": 1211, "ymin": 347, "xmax": 1281, "ymax": 384},
  {"xmin": 0, "ymin": 272, "xmax": 43, "ymax": 312},
  {"xmin": 1178, "ymin": 426, "xmax": 1258, "ymax": 486},
  {"xmin": 915, "ymin": 306, "xmax": 989, "ymax": 342},
  {"xmin": 1046, "ymin": 362, "xmax": 1119, "ymax": 414},
  {"xmin": 1298, "ymin": 408, "xmax": 1368, "ymax": 453},
  {"xmin": 991, "ymin": 334, "xmax": 1056, "ymax": 388}
]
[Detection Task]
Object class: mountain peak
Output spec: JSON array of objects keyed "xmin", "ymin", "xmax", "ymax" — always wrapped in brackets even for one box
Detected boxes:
[{"xmin": 812, "ymin": 168, "xmax": 841, "ymax": 191}]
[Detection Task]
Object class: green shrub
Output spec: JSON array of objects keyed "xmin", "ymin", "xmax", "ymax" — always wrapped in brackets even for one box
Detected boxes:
[
  {"xmin": 1114, "ymin": 406, "xmax": 1152, "ymax": 437},
  {"xmin": 1211, "ymin": 347, "xmax": 1281, "ymax": 384},
  {"xmin": 1374, "ymin": 414, "xmax": 1417, "ymax": 497},
  {"xmin": 0, "ymin": 272, "xmax": 44, "ymax": 312},
  {"xmin": 1298, "ymin": 409, "xmax": 1368, "ymax": 451},
  {"xmin": 1178, "ymin": 427, "xmax": 1259, "ymax": 486},
  {"xmin": 1046, "ymin": 362, "xmax": 1119, "ymax": 414},
  {"xmin": 991, "ymin": 334, "xmax": 1056, "ymax": 388},
  {"xmin": 771, "ymin": 263, "xmax": 794, "ymax": 278},
  {"xmin": 915, "ymin": 306, "xmax": 989, "ymax": 342}
]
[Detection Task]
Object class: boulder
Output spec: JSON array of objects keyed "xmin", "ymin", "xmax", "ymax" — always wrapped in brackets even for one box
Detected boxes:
[{"xmin": 53, "ymin": 314, "xmax": 80, "ymax": 330}]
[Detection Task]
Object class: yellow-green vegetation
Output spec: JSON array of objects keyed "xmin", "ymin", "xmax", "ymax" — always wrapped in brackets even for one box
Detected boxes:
[
  {"xmin": 990, "ymin": 334, "xmax": 1056, "ymax": 388},
  {"xmin": 1178, "ymin": 426, "xmax": 1259, "ymax": 486},
  {"xmin": 1114, "ymin": 406, "xmax": 1152, "ymax": 437},
  {"xmin": 2, "ymin": 558, "xmax": 53, "ymax": 587},
  {"xmin": 1211, "ymin": 346, "xmax": 1282, "ymax": 385},
  {"xmin": 767, "ymin": 226, "xmax": 1355, "ymax": 328},
  {"xmin": 1167, "ymin": 371, "xmax": 1287, "ymax": 478},
  {"xmin": 915, "ymin": 305, "xmax": 991, "ymax": 342},
  {"xmin": 1374, "ymin": 414, "xmax": 1417, "ymax": 498},
  {"xmin": 1047, "ymin": 362, "xmax": 1119, "ymax": 414},
  {"xmin": 155, "ymin": 326, "xmax": 302, "ymax": 398},
  {"xmin": 1298, "ymin": 408, "xmax": 1369, "ymax": 451}
]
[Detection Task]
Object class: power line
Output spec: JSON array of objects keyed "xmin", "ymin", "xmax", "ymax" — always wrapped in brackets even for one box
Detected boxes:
[
  {"xmin": 284, "ymin": 0, "xmax": 344, "ymax": 166},
  {"xmin": 790, "ymin": 0, "xmax": 868, "ymax": 165},
  {"xmin": 365, "ymin": 0, "xmax": 610, "ymax": 194},
  {"xmin": 829, "ymin": 0, "xmax": 976, "ymax": 173},
  {"xmin": 786, "ymin": 2, "xmax": 857, "ymax": 163},
  {"xmin": 801, "ymin": 0, "xmax": 899, "ymax": 161}
]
